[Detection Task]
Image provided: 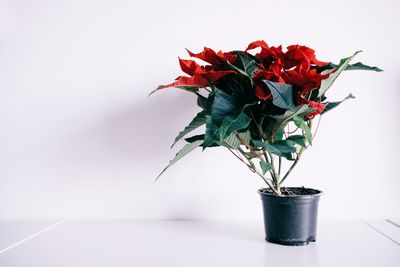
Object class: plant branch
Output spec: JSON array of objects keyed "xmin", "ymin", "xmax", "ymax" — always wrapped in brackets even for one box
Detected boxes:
[
  {"xmin": 279, "ymin": 119, "xmax": 313, "ymax": 186},
  {"xmin": 279, "ymin": 147, "xmax": 305, "ymax": 185},
  {"xmin": 227, "ymin": 148, "xmax": 253, "ymax": 172},
  {"xmin": 234, "ymin": 147, "xmax": 279, "ymax": 195},
  {"xmin": 266, "ymin": 150, "xmax": 280, "ymax": 187},
  {"xmin": 278, "ymin": 157, "xmax": 282, "ymax": 176}
]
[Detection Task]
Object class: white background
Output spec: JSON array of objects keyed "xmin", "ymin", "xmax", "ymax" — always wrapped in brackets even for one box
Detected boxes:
[{"xmin": 0, "ymin": 0, "xmax": 398, "ymax": 220}]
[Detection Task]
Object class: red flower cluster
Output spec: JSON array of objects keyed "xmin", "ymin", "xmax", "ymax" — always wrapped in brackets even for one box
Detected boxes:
[
  {"xmin": 157, "ymin": 47, "xmax": 237, "ymax": 90},
  {"xmin": 245, "ymin": 40, "xmax": 330, "ymax": 117},
  {"xmin": 158, "ymin": 40, "xmax": 332, "ymax": 117}
]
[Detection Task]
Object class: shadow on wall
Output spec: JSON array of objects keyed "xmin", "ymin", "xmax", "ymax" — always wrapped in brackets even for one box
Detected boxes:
[{"xmin": 56, "ymin": 90, "xmax": 199, "ymax": 181}]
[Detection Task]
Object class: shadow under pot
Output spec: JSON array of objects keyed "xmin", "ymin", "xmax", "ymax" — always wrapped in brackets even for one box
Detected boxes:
[{"xmin": 258, "ymin": 187, "xmax": 322, "ymax": 246}]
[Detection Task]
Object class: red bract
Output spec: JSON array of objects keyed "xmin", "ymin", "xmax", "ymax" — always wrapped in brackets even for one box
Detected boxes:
[
  {"xmin": 179, "ymin": 58, "xmax": 206, "ymax": 76},
  {"xmin": 157, "ymin": 58, "xmax": 235, "ymax": 92},
  {"xmin": 178, "ymin": 57, "xmax": 235, "ymax": 83},
  {"xmin": 156, "ymin": 41, "xmax": 332, "ymax": 107},
  {"xmin": 156, "ymin": 75, "xmax": 209, "ymax": 90},
  {"xmin": 297, "ymin": 97, "xmax": 328, "ymax": 118},
  {"xmin": 284, "ymin": 45, "xmax": 326, "ymax": 70},
  {"xmin": 282, "ymin": 69, "xmax": 330, "ymax": 95},
  {"xmin": 186, "ymin": 47, "xmax": 237, "ymax": 66},
  {"xmin": 203, "ymin": 70, "xmax": 236, "ymax": 83},
  {"xmin": 246, "ymin": 41, "xmax": 284, "ymax": 73},
  {"xmin": 307, "ymin": 101, "xmax": 328, "ymax": 118},
  {"xmin": 253, "ymin": 70, "xmax": 285, "ymax": 100}
]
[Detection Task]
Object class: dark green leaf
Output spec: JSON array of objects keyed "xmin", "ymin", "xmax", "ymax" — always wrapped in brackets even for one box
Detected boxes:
[
  {"xmin": 196, "ymin": 93, "xmax": 213, "ymax": 113},
  {"xmin": 253, "ymin": 140, "xmax": 295, "ymax": 160},
  {"xmin": 223, "ymin": 112, "xmax": 251, "ymax": 137},
  {"xmin": 185, "ymin": 134, "xmax": 219, "ymax": 148},
  {"xmin": 262, "ymin": 80, "xmax": 294, "ymax": 109},
  {"xmin": 318, "ymin": 51, "xmax": 361, "ymax": 97},
  {"xmin": 293, "ymin": 116, "xmax": 312, "ymax": 145},
  {"xmin": 321, "ymin": 93, "xmax": 355, "ymax": 115},
  {"xmin": 211, "ymin": 89, "xmax": 238, "ymax": 124},
  {"xmin": 204, "ymin": 110, "xmax": 251, "ymax": 148},
  {"xmin": 185, "ymin": 134, "xmax": 204, "ymax": 143},
  {"xmin": 235, "ymin": 51, "xmax": 261, "ymax": 77},
  {"xmin": 271, "ymin": 140, "xmax": 297, "ymax": 153},
  {"xmin": 281, "ymin": 152, "xmax": 295, "ymax": 161},
  {"xmin": 221, "ymin": 132, "xmax": 241, "ymax": 149},
  {"xmin": 345, "ymin": 62, "xmax": 383, "ymax": 72},
  {"xmin": 172, "ymin": 110, "xmax": 206, "ymax": 148},
  {"xmin": 156, "ymin": 140, "xmax": 203, "ymax": 180},
  {"xmin": 221, "ymin": 130, "xmax": 251, "ymax": 149},
  {"xmin": 286, "ymin": 135, "xmax": 307, "ymax": 148},
  {"xmin": 237, "ymin": 130, "xmax": 251, "ymax": 145},
  {"xmin": 271, "ymin": 105, "xmax": 315, "ymax": 129},
  {"xmin": 260, "ymin": 160, "xmax": 272, "ymax": 175},
  {"xmin": 252, "ymin": 140, "xmax": 284, "ymax": 157},
  {"xmin": 321, "ymin": 62, "xmax": 382, "ymax": 72},
  {"xmin": 176, "ymin": 86, "xmax": 200, "ymax": 92},
  {"xmin": 241, "ymin": 151, "xmax": 259, "ymax": 159},
  {"xmin": 273, "ymin": 127, "xmax": 285, "ymax": 141},
  {"xmin": 204, "ymin": 115, "xmax": 220, "ymax": 148}
]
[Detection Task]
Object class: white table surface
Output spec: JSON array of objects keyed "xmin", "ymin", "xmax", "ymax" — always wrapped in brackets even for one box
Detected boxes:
[{"xmin": 0, "ymin": 219, "xmax": 399, "ymax": 266}]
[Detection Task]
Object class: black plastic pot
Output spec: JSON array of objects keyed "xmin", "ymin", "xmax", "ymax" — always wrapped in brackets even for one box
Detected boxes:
[{"xmin": 258, "ymin": 187, "xmax": 322, "ymax": 246}]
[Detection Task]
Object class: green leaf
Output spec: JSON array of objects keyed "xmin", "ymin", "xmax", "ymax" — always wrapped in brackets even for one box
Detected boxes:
[
  {"xmin": 345, "ymin": 62, "xmax": 383, "ymax": 72},
  {"xmin": 204, "ymin": 115, "xmax": 220, "ymax": 148},
  {"xmin": 253, "ymin": 140, "xmax": 283, "ymax": 156},
  {"xmin": 175, "ymin": 86, "xmax": 200, "ymax": 92},
  {"xmin": 204, "ymin": 110, "xmax": 251, "ymax": 148},
  {"xmin": 262, "ymin": 80, "xmax": 294, "ymax": 109},
  {"xmin": 185, "ymin": 134, "xmax": 219, "ymax": 148},
  {"xmin": 260, "ymin": 160, "xmax": 272, "ymax": 175},
  {"xmin": 321, "ymin": 93, "xmax": 355, "ymax": 115},
  {"xmin": 240, "ymin": 151, "xmax": 258, "ymax": 159},
  {"xmin": 271, "ymin": 140, "xmax": 297, "ymax": 153},
  {"xmin": 253, "ymin": 140, "xmax": 295, "ymax": 160},
  {"xmin": 223, "ymin": 112, "xmax": 251, "ymax": 137},
  {"xmin": 322, "ymin": 62, "xmax": 383, "ymax": 72},
  {"xmin": 211, "ymin": 89, "xmax": 238, "ymax": 124},
  {"xmin": 235, "ymin": 51, "xmax": 261, "ymax": 77},
  {"xmin": 286, "ymin": 135, "xmax": 307, "ymax": 148},
  {"xmin": 237, "ymin": 130, "xmax": 251, "ymax": 145},
  {"xmin": 196, "ymin": 93, "xmax": 213, "ymax": 113},
  {"xmin": 318, "ymin": 51, "xmax": 362, "ymax": 97},
  {"xmin": 293, "ymin": 116, "xmax": 312, "ymax": 145},
  {"xmin": 221, "ymin": 132, "xmax": 241, "ymax": 149},
  {"xmin": 271, "ymin": 104, "xmax": 315, "ymax": 128},
  {"xmin": 172, "ymin": 110, "xmax": 207, "ymax": 148},
  {"xmin": 273, "ymin": 127, "xmax": 285, "ymax": 141},
  {"xmin": 185, "ymin": 134, "xmax": 204, "ymax": 143},
  {"xmin": 156, "ymin": 140, "xmax": 203, "ymax": 180},
  {"xmin": 222, "ymin": 130, "xmax": 251, "ymax": 149}
]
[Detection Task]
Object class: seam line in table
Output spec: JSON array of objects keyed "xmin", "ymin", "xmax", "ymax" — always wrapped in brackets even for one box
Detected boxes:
[
  {"xmin": 386, "ymin": 219, "xmax": 400, "ymax": 229},
  {"xmin": 0, "ymin": 220, "xmax": 65, "ymax": 256},
  {"xmin": 362, "ymin": 220, "xmax": 400, "ymax": 246}
]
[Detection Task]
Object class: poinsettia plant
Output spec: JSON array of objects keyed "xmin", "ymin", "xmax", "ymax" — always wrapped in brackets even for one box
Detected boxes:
[{"xmin": 151, "ymin": 40, "xmax": 381, "ymax": 195}]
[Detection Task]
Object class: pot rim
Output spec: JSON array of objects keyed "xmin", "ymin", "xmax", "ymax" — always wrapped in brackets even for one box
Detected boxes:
[{"xmin": 258, "ymin": 187, "xmax": 323, "ymax": 199}]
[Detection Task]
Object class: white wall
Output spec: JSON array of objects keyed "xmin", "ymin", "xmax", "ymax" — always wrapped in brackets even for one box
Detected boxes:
[{"xmin": 0, "ymin": 0, "xmax": 399, "ymax": 220}]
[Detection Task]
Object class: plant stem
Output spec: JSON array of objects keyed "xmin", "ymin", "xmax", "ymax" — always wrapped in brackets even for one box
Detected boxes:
[
  {"xmin": 262, "ymin": 151, "xmax": 276, "ymax": 181},
  {"xmin": 265, "ymin": 150, "xmax": 281, "ymax": 194},
  {"xmin": 279, "ymin": 119, "xmax": 313, "ymax": 186},
  {"xmin": 236, "ymin": 148, "xmax": 280, "ymax": 195},
  {"xmin": 278, "ymin": 157, "xmax": 282, "ymax": 176},
  {"xmin": 279, "ymin": 147, "xmax": 304, "ymax": 185}
]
